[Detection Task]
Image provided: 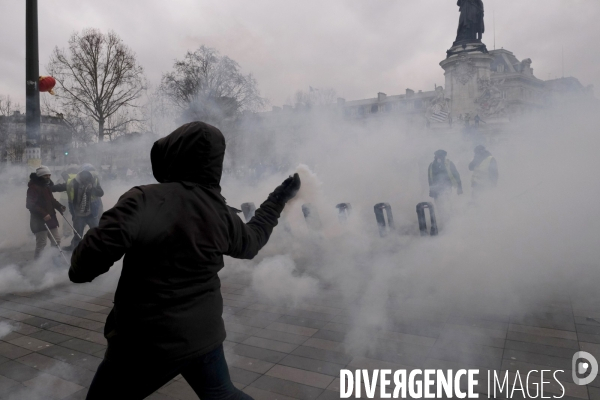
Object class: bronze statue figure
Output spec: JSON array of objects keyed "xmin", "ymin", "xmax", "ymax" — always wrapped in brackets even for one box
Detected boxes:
[{"xmin": 455, "ymin": 0, "xmax": 485, "ymax": 45}]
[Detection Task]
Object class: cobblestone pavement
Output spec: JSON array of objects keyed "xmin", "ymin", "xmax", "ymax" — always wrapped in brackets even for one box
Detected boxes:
[{"xmin": 0, "ymin": 248, "xmax": 599, "ymax": 399}]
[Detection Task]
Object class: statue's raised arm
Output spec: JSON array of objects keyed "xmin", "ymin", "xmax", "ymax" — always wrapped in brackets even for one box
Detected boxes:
[{"xmin": 455, "ymin": 0, "xmax": 485, "ymax": 45}]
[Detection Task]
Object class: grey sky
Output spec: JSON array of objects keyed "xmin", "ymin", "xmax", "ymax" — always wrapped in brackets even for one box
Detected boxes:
[{"xmin": 1, "ymin": 0, "xmax": 599, "ymax": 109}]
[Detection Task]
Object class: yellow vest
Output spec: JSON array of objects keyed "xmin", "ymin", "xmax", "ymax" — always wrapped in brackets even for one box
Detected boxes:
[
  {"xmin": 429, "ymin": 159, "xmax": 458, "ymax": 188},
  {"xmin": 471, "ymin": 156, "xmax": 494, "ymax": 187},
  {"xmin": 60, "ymin": 174, "xmax": 77, "ymax": 203}
]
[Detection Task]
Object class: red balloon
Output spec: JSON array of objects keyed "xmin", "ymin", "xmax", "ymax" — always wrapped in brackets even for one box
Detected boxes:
[{"xmin": 39, "ymin": 76, "xmax": 56, "ymax": 93}]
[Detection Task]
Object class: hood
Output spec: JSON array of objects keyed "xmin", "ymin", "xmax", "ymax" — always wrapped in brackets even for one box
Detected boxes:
[
  {"xmin": 151, "ymin": 121, "xmax": 226, "ymax": 188},
  {"xmin": 434, "ymin": 149, "xmax": 447, "ymax": 158},
  {"xmin": 28, "ymin": 173, "xmax": 53, "ymax": 187},
  {"xmin": 75, "ymin": 170, "xmax": 94, "ymax": 186}
]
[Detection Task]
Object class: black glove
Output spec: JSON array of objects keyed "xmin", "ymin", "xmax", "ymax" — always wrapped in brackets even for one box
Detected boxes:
[{"xmin": 269, "ymin": 173, "xmax": 301, "ymax": 204}]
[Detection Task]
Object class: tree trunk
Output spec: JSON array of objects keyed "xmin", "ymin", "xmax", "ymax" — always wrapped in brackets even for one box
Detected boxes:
[{"xmin": 98, "ymin": 119, "xmax": 104, "ymax": 141}]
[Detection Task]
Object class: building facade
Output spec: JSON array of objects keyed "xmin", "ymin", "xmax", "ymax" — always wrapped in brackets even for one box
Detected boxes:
[{"xmin": 0, "ymin": 111, "xmax": 71, "ymax": 165}]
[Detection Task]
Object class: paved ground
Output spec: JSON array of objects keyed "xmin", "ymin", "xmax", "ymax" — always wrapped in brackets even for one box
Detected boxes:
[{"xmin": 0, "ymin": 248, "xmax": 599, "ymax": 399}]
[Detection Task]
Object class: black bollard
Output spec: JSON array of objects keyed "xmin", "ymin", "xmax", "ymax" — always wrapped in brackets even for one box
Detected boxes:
[
  {"xmin": 241, "ymin": 202, "xmax": 256, "ymax": 222},
  {"xmin": 374, "ymin": 203, "xmax": 395, "ymax": 237},
  {"xmin": 416, "ymin": 202, "xmax": 438, "ymax": 236},
  {"xmin": 302, "ymin": 203, "xmax": 323, "ymax": 231},
  {"xmin": 336, "ymin": 203, "xmax": 352, "ymax": 224}
]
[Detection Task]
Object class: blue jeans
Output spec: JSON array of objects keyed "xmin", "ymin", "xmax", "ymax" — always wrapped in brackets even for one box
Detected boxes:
[
  {"xmin": 86, "ymin": 345, "xmax": 252, "ymax": 399},
  {"xmin": 72, "ymin": 215, "xmax": 98, "ymax": 248}
]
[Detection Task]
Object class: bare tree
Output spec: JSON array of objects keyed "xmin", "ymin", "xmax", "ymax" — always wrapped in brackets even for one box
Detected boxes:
[
  {"xmin": 47, "ymin": 29, "xmax": 145, "ymax": 141},
  {"xmin": 141, "ymin": 88, "xmax": 178, "ymax": 136},
  {"xmin": 42, "ymin": 96, "xmax": 96, "ymax": 146},
  {"xmin": 160, "ymin": 46, "xmax": 266, "ymax": 124},
  {"xmin": 0, "ymin": 96, "xmax": 24, "ymax": 163},
  {"xmin": 0, "ymin": 96, "xmax": 22, "ymax": 119}
]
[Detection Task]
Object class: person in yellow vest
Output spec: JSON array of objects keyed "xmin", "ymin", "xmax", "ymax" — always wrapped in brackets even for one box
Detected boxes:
[
  {"xmin": 428, "ymin": 149, "xmax": 463, "ymax": 199},
  {"xmin": 428, "ymin": 149, "xmax": 463, "ymax": 221},
  {"xmin": 468, "ymin": 145, "xmax": 498, "ymax": 199},
  {"xmin": 81, "ymin": 164, "xmax": 104, "ymax": 226},
  {"xmin": 55, "ymin": 168, "xmax": 78, "ymax": 238},
  {"xmin": 53, "ymin": 170, "xmax": 104, "ymax": 250}
]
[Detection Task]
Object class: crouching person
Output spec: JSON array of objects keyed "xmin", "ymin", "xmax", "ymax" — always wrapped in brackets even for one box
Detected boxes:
[
  {"xmin": 26, "ymin": 166, "xmax": 66, "ymax": 259},
  {"xmin": 69, "ymin": 122, "xmax": 301, "ymax": 400}
]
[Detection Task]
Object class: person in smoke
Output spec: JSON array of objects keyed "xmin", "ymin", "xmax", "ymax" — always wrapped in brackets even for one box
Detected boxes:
[
  {"xmin": 69, "ymin": 121, "xmax": 301, "ymax": 399},
  {"xmin": 54, "ymin": 167, "xmax": 78, "ymax": 238},
  {"xmin": 54, "ymin": 170, "xmax": 105, "ymax": 251},
  {"xmin": 428, "ymin": 149, "xmax": 462, "ymax": 220},
  {"xmin": 80, "ymin": 163, "xmax": 104, "ymax": 225},
  {"xmin": 26, "ymin": 166, "xmax": 66, "ymax": 259},
  {"xmin": 468, "ymin": 145, "xmax": 498, "ymax": 199}
]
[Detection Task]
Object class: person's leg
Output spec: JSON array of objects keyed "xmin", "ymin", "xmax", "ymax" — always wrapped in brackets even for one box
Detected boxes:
[
  {"xmin": 62, "ymin": 208, "xmax": 72, "ymax": 237},
  {"xmin": 48, "ymin": 227, "xmax": 61, "ymax": 248},
  {"xmin": 71, "ymin": 216, "xmax": 85, "ymax": 248},
  {"xmin": 87, "ymin": 215, "xmax": 99, "ymax": 229},
  {"xmin": 34, "ymin": 231, "xmax": 47, "ymax": 259},
  {"xmin": 86, "ymin": 356, "xmax": 183, "ymax": 400},
  {"xmin": 181, "ymin": 345, "xmax": 253, "ymax": 400}
]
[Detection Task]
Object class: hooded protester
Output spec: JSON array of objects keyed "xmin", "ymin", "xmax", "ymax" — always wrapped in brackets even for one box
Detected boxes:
[
  {"xmin": 26, "ymin": 166, "xmax": 66, "ymax": 258},
  {"xmin": 468, "ymin": 145, "xmax": 498, "ymax": 198},
  {"xmin": 70, "ymin": 121, "xmax": 301, "ymax": 400},
  {"xmin": 81, "ymin": 163, "xmax": 104, "ymax": 225}
]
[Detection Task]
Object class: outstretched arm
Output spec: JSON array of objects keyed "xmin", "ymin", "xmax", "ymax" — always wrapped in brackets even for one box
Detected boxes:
[
  {"xmin": 69, "ymin": 188, "xmax": 143, "ymax": 283},
  {"xmin": 227, "ymin": 199, "xmax": 284, "ymax": 260},
  {"xmin": 227, "ymin": 174, "xmax": 300, "ymax": 259}
]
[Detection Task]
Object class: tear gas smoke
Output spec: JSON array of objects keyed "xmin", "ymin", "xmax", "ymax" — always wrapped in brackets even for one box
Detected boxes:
[
  {"xmin": 250, "ymin": 255, "xmax": 319, "ymax": 306},
  {"xmin": 0, "ymin": 101, "xmax": 598, "ymax": 363},
  {"xmin": 219, "ymin": 103, "xmax": 600, "ymax": 355},
  {"xmin": 0, "ymin": 137, "xmax": 150, "ymax": 295},
  {"xmin": 0, "ymin": 321, "xmax": 15, "ymax": 340}
]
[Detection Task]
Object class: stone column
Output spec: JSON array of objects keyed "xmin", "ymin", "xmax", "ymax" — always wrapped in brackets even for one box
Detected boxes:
[{"xmin": 440, "ymin": 44, "xmax": 494, "ymax": 119}]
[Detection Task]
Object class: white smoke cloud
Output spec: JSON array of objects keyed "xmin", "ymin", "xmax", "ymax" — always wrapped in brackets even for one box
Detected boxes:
[
  {"xmin": 251, "ymin": 255, "xmax": 319, "ymax": 306},
  {"xmin": 0, "ymin": 321, "xmax": 15, "ymax": 340},
  {"xmin": 219, "ymin": 103, "xmax": 600, "ymax": 355}
]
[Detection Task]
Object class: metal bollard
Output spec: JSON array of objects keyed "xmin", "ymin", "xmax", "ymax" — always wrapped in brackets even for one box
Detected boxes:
[
  {"xmin": 374, "ymin": 203, "xmax": 395, "ymax": 237},
  {"xmin": 416, "ymin": 202, "xmax": 438, "ymax": 236},
  {"xmin": 336, "ymin": 203, "xmax": 352, "ymax": 224},
  {"xmin": 241, "ymin": 202, "xmax": 256, "ymax": 222},
  {"xmin": 302, "ymin": 203, "xmax": 323, "ymax": 231}
]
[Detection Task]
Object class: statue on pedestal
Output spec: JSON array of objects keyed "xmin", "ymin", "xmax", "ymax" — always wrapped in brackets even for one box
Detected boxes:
[{"xmin": 454, "ymin": 0, "xmax": 485, "ymax": 45}]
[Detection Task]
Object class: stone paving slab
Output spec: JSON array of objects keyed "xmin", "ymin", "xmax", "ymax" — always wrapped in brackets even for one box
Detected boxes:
[{"xmin": 0, "ymin": 262, "xmax": 597, "ymax": 399}]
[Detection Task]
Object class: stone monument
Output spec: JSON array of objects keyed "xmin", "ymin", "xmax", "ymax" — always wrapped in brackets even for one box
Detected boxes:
[{"xmin": 440, "ymin": 0, "xmax": 494, "ymax": 121}]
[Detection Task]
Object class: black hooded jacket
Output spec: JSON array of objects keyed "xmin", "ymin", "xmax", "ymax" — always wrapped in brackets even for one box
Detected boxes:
[
  {"xmin": 26, "ymin": 174, "xmax": 64, "ymax": 233},
  {"xmin": 69, "ymin": 122, "xmax": 285, "ymax": 361}
]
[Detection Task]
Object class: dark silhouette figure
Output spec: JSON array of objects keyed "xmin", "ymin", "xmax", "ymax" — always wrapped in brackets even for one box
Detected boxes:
[{"xmin": 455, "ymin": 0, "xmax": 485, "ymax": 44}]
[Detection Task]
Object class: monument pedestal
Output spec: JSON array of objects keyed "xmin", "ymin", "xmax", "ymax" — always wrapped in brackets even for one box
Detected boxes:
[{"xmin": 439, "ymin": 43, "xmax": 494, "ymax": 121}]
